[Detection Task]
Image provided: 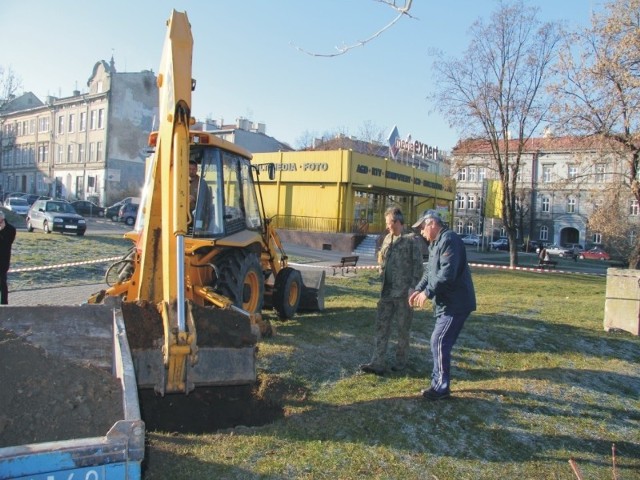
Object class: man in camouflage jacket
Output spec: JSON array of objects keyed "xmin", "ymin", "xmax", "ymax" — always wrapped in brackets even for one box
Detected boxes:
[{"xmin": 360, "ymin": 207, "xmax": 424, "ymax": 375}]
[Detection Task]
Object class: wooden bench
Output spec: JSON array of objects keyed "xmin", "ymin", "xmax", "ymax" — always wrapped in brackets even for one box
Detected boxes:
[
  {"xmin": 538, "ymin": 260, "xmax": 557, "ymax": 269},
  {"xmin": 331, "ymin": 255, "xmax": 359, "ymax": 275}
]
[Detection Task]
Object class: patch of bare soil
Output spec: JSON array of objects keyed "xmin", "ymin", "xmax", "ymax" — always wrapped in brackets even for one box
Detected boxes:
[
  {"xmin": 0, "ymin": 329, "xmax": 123, "ymax": 448},
  {"xmin": 140, "ymin": 373, "xmax": 307, "ymax": 433},
  {"xmin": 121, "ymin": 302, "xmax": 301, "ymax": 433}
]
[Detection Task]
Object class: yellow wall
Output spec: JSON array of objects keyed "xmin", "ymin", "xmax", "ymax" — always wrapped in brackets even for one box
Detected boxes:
[{"xmin": 253, "ymin": 150, "xmax": 455, "ymax": 232}]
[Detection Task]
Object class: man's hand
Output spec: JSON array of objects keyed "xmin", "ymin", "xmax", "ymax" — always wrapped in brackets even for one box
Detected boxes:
[{"xmin": 409, "ymin": 290, "xmax": 428, "ymax": 308}]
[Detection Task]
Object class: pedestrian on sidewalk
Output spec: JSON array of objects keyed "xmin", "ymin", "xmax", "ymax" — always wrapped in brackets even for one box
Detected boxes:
[
  {"xmin": 360, "ymin": 207, "xmax": 423, "ymax": 375},
  {"xmin": 0, "ymin": 210, "xmax": 17, "ymax": 305},
  {"xmin": 409, "ymin": 210, "xmax": 476, "ymax": 401}
]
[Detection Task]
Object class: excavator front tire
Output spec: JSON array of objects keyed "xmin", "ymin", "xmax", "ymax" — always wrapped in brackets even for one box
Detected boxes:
[{"xmin": 272, "ymin": 267, "xmax": 302, "ymax": 319}]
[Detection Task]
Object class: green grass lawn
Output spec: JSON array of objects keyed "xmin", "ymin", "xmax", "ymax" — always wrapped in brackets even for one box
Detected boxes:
[
  {"xmin": 6, "ymin": 219, "xmax": 638, "ymax": 479},
  {"xmin": 143, "ymin": 268, "xmax": 640, "ymax": 480}
]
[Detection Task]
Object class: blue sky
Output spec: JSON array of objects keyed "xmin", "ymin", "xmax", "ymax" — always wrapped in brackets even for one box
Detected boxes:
[{"xmin": 0, "ymin": 1, "xmax": 601, "ymax": 151}]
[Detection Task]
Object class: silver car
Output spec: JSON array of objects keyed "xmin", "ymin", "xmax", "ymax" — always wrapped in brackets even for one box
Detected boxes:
[
  {"xmin": 26, "ymin": 199, "xmax": 87, "ymax": 235},
  {"xmin": 4, "ymin": 197, "xmax": 30, "ymax": 215}
]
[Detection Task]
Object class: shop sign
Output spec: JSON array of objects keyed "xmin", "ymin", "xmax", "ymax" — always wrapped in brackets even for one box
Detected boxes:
[
  {"xmin": 356, "ymin": 164, "xmax": 445, "ymax": 191},
  {"xmin": 258, "ymin": 162, "xmax": 329, "ymax": 173}
]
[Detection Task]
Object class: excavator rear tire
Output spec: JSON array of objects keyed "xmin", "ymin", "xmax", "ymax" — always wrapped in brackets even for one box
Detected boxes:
[
  {"xmin": 216, "ymin": 251, "xmax": 264, "ymax": 314},
  {"xmin": 272, "ymin": 267, "xmax": 302, "ymax": 319}
]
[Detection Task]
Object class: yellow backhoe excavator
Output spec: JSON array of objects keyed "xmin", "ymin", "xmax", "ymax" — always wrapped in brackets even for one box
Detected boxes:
[{"xmin": 89, "ymin": 10, "xmax": 325, "ymax": 395}]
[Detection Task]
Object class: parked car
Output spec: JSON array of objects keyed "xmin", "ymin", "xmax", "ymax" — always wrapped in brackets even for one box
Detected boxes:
[
  {"xmin": 461, "ymin": 234, "xmax": 481, "ymax": 246},
  {"xmin": 4, "ymin": 197, "xmax": 30, "ymax": 215},
  {"xmin": 520, "ymin": 240, "xmax": 542, "ymax": 252},
  {"xmin": 544, "ymin": 244, "xmax": 573, "ymax": 257},
  {"xmin": 118, "ymin": 203, "xmax": 139, "ymax": 226},
  {"xmin": 489, "ymin": 238, "xmax": 509, "ymax": 250},
  {"xmin": 20, "ymin": 194, "xmax": 41, "ymax": 205},
  {"xmin": 579, "ymin": 247, "xmax": 610, "ymax": 261},
  {"xmin": 71, "ymin": 200, "xmax": 105, "ymax": 217},
  {"xmin": 26, "ymin": 199, "xmax": 87, "ymax": 235},
  {"xmin": 106, "ymin": 197, "xmax": 140, "ymax": 221},
  {"xmin": 2, "ymin": 192, "xmax": 27, "ymax": 203}
]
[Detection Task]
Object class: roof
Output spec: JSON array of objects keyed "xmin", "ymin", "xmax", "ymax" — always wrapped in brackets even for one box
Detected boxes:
[
  {"xmin": 308, "ymin": 135, "xmax": 388, "ymax": 157},
  {"xmin": 0, "ymin": 92, "xmax": 43, "ymax": 114},
  {"xmin": 452, "ymin": 135, "xmax": 615, "ymax": 155}
]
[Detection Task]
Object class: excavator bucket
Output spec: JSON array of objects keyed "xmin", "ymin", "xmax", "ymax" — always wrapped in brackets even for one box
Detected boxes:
[
  {"xmin": 119, "ymin": 301, "xmax": 257, "ymax": 392},
  {"xmin": 298, "ymin": 269, "xmax": 326, "ymax": 312}
]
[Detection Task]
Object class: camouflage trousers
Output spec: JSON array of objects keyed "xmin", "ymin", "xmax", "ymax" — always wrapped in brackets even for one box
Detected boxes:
[{"xmin": 370, "ymin": 296, "xmax": 413, "ymax": 369}]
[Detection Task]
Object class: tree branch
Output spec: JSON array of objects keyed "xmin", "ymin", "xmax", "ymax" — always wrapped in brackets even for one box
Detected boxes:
[{"xmin": 292, "ymin": 0, "xmax": 414, "ymax": 57}]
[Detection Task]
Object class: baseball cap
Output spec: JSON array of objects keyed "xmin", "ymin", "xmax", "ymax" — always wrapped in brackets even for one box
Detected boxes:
[{"xmin": 412, "ymin": 209, "xmax": 440, "ymax": 229}]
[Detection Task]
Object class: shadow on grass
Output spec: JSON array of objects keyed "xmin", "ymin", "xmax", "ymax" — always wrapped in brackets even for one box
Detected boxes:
[{"xmin": 144, "ymin": 433, "xmax": 282, "ymax": 479}]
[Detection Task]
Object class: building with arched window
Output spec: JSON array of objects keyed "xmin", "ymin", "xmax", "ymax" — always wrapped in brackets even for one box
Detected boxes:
[{"xmin": 452, "ymin": 137, "xmax": 639, "ymax": 251}]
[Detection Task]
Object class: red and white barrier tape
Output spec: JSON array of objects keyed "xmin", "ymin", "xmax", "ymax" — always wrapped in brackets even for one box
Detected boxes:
[
  {"xmin": 9, "ymin": 256, "xmax": 121, "ymax": 273},
  {"xmin": 9, "ymin": 257, "xmax": 616, "ymax": 279},
  {"xmin": 289, "ymin": 261, "xmax": 608, "ymax": 277}
]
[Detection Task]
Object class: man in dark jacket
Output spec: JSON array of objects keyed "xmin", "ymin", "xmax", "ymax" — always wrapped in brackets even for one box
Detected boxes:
[
  {"xmin": 409, "ymin": 210, "xmax": 476, "ymax": 400},
  {"xmin": 0, "ymin": 210, "xmax": 17, "ymax": 305}
]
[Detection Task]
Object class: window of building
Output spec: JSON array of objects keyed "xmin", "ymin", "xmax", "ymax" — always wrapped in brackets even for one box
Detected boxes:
[
  {"xmin": 456, "ymin": 193, "xmax": 465, "ymax": 209},
  {"xmin": 38, "ymin": 143, "xmax": 48, "ymax": 164},
  {"xmin": 456, "ymin": 219, "xmax": 464, "ymax": 234},
  {"xmin": 478, "ymin": 167, "xmax": 486, "ymax": 182},
  {"xmin": 90, "ymin": 110, "xmax": 97, "ymax": 130},
  {"xmin": 541, "ymin": 197, "xmax": 550, "ymax": 212},
  {"xmin": 630, "ymin": 199, "xmax": 639, "ymax": 216},
  {"xmin": 39, "ymin": 117, "xmax": 49, "ymax": 133},
  {"xmin": 68, "ymin": 114, "xmax": 75, "ymax": 133},
  {"xmin": 457, "ymin": 168, "xmax": 467, "ymax": 182},
  {"xmin": 567, "ymin": 197, "xmax": 576, "ymax": 213},
  {"xmin": 78, "ymin": 144, "xmax": 84, "ymax": 163},
  {"xmin": 543, "ymin": 166, "xmax": 552, "ymax": 183},
  {"xmin": 568, "ymin": 164, "xmax": 578, "ymax": 179},
  {"xmin": 499, "ymin": 227, "xmax": 507, "ymax": 238},
  {"xmin": 468, "ymin": 167, "xmax": 477, "ymax": 182},
  {"xmin": 17, "ymin": 122, "xmax": 23, "ymax": 136},
  {"xmin": 28, "ymin": 144, "xmax": 35, "ymax": 165},
  {"xmin": 540, "ymin": 225, "xmax": 549, "ymax": 241},
  {"xmin": 97, "ymin": 109, "xmax": 105, "ymax": 129},
  {"xmin": 595, "ymin": 164, "xmax": 605, "ymax": 183},
  {"xmin": 468, "ymin": 194, "xmax": 476, "ymax": 210},
  {"xmin": 29, "ymin": 119, "xmax": 35, "ymax": 134},
  {"xmin": 96, "ymin": 141, "xmax": 103, "ymax": 161},
  {"xmin": 57, "ymin": 115, "xmax": 64, "ymax": 135},
  {"xmin": 89, "ymin": 142, "xmax": 96, "ymax": 162},
  {"xmin": 56, "ymin": 144, "xmax": 63, "ymax": 164},
  {"xmin": 466, "ymin": 221, "xmax": 474, "ymax": 234},
  {"xmin": 80, "ymin": 112, "xmax": 86, "ymax": 132},
  {"xmin": 592, "ymin": 232, "xmax": 602, "ymax": 244},
  {"xmin": 67, "ymin": 145, "xmax": 74, "ymax": 163}
]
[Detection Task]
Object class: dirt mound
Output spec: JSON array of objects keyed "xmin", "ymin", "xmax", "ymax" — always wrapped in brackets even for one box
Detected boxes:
[{"xmin": 0, "ymin": 329, "xmax": 123, "ymax": 448}]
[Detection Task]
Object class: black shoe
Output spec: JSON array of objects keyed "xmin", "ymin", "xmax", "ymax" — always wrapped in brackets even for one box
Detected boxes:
[
  {"xmin": 421, "ymin": 387, "xmax": 451, "ymax": 401},
  {"xmin": 359, "ymin": 363, "xmax": 385, "ymax": 375}
]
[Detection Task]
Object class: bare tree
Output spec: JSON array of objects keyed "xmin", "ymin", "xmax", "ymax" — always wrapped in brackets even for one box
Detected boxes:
[
  {"xmin": 0, "ymin": 65, "xmax": 22, "ymax": 109},
  {"xmin": 430, "ymin": 1, "xmax": 562, "ymax": 267},
  {"xmin": 293, "ymin": 0, "xmax": 415, "ymax": 57},
  {"xmin": 549, "ymin": 0, "xmax": 640, "ymax": 268}
]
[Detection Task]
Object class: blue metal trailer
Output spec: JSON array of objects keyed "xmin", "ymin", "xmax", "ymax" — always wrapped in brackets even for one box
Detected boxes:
[{"xmin": 0, "ymin": 306, "xmax": 144, "ymax": 479}]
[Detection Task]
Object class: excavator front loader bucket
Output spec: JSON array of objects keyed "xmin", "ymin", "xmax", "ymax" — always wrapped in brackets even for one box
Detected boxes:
[{"xmin": 298, "ymin": 269, "xmax": 326, "ymax": 312}]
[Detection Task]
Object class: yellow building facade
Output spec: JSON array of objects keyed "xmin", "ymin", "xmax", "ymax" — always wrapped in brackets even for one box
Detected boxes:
[{"xmin": 253, "ymin": 149, "xmax": 455, "ymax": 238}]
